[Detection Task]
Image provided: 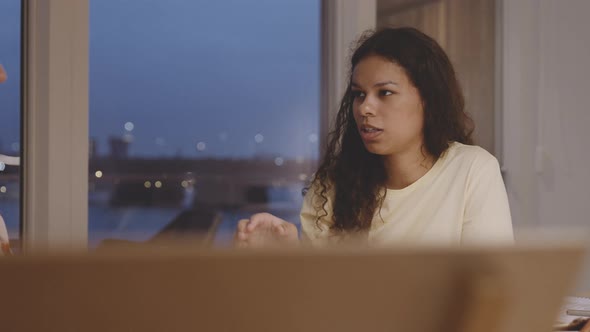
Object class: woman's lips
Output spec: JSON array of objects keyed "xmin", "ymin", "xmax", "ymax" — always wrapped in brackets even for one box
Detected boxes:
[{"xmin": 359, "ymin": 127, "xmax": 383, "ymax": 141}]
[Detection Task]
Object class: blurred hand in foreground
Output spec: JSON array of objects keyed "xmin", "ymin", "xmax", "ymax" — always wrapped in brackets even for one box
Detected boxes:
[{"xmin": 234, "ymin": 213, "xmax": 299, "ymax": 248}]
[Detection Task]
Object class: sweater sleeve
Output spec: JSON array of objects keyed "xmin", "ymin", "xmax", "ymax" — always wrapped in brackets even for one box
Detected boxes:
[
  {"xmin": 461, "ymin": 156, "xmax": 514, "ymax": 245},
  {"xmin": 0, "ymin": 213, "xmax": 11, "ymax": 255},
  {"xmin": 299, "ymin": 184, "xmax": 335, "ymax": 247}
]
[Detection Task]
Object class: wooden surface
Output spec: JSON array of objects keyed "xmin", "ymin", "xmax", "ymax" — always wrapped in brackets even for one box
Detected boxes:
[{"xmin": 0, "ymin": 245, "xmax": 584, "ymax": 332}]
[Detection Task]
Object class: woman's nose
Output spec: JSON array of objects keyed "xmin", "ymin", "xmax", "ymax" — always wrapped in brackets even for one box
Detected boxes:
[{"xmin": 359, "ymin": 99, "xmax": 376, "ymax": 117}]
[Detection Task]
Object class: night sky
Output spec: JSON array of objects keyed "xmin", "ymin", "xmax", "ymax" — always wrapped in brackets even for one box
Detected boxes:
[
  {"xmin": 0, "ymin": 0, "xmax": 21, "ymax": 155},
  {"xmin": 0, "ymin": 0, "xmax": 320, "ymax": 159}
]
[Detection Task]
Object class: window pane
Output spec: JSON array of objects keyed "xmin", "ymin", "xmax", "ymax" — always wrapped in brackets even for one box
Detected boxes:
[
  {"xmin": 0, "ymin": 0, "xmax": 22, "ymax": 254},
  {"xmin": 89, "ymin": 0, "xmax": 320, "ymax": 248}
]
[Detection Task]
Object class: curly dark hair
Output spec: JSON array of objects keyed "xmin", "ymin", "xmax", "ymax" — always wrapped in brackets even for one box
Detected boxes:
[{"xmin": 312, "ymin": 27, "xmax": 474, "ymax": 233}]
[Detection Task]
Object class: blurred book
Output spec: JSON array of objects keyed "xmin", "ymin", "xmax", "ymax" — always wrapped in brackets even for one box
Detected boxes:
[{"xmin": 555, "ymin": 296, "xmax": 590, "ymax": 330}]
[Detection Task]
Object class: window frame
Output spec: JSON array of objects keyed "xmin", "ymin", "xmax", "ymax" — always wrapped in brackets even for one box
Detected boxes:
[
  {"xmin": 21, "ymin": 0, "xmax": 376, "ymax": 250},
  {"xmin": 22, "ymin": 0, "xmax": 89, "ymax": 252}
]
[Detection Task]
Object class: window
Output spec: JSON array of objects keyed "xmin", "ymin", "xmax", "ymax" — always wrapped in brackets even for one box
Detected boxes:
[
  {"xmin": 0, "ymin": 0, "xmax": 22, "ymax": 253},
  {"xmin": 89, "ymin": 0, "xmax": 320, "ymax": 248}
]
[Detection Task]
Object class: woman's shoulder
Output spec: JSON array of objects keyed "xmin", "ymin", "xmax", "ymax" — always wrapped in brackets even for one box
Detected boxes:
[
  {"xmin": 444, "ymin": 141, "xmax": 498, "ymax": 166},
  {"xmin": 441, "ymin": 142, "xmax": 502, "ymax": 184}
]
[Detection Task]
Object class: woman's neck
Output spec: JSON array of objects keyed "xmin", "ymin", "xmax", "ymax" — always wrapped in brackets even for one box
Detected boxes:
[{"xmin": 383, "ymin": 145, "xmax": 434, "ymax": 190}]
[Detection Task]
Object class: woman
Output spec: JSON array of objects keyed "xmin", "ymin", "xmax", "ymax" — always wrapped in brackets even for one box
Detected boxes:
[
  {"xmin": 235, "ymin": 27, "xmax": 513, "ymax": 247},
  {"xmin": 0, "ymin": 63, "xmax": 7, "ymax": 83}
]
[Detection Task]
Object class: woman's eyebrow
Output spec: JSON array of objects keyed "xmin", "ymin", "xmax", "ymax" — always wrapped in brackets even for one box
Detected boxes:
[
  {"xmin": 351, "ymin": 80, "xmax": 398, "ymax": 88},
  {"xmin": 374, "ymin": 80, "xmax": 398, "ymax": 87}
]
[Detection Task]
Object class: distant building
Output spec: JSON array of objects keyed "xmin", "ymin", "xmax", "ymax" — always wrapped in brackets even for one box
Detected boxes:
[{"xmin": 109, "ymin": 136, "xmax": 129, "ymax": 159}]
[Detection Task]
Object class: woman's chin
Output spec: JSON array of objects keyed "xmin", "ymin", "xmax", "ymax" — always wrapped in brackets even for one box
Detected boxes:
[{"xmin": 363, "ymin": 143, "xmax": 388, "ymax": 156}]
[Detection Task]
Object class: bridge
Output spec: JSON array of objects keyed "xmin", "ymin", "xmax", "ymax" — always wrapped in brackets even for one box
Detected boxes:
[
  {"xmin": 0, "ymin": 157, "xmax": 319, "ymax": 208},
  {"xmin": 89, "ymin": 157, "xmax": 318, "ymax": 208}
]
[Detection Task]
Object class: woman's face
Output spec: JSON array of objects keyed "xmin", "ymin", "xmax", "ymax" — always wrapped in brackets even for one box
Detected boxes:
[{"xmin": 351, "ymin": 55, "xmax": 425, "ymax": 157}]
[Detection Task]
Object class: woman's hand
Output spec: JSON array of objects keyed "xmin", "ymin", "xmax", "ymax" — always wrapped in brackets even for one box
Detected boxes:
[{"xmin": 234, "ymin": 212, "xmax": 299, "ymax": 248}]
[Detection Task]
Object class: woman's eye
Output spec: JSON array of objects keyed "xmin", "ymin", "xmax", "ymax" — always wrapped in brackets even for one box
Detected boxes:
[
  {"xmin": 380, "ymin": 90, "xmax": 394, "ymax": 96},
  {"xmin": 352, "ymin": 91, "xmax": 365, "ymax": 99}
]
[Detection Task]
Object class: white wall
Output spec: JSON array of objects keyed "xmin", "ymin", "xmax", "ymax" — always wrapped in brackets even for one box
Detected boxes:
[
  {"xmin": 535, "ymin": 1, "xmax": 590, "ymax": 228},
  {"xmin": 502, "ymin": 0, "xmax": 590, "ymax": 291}
]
